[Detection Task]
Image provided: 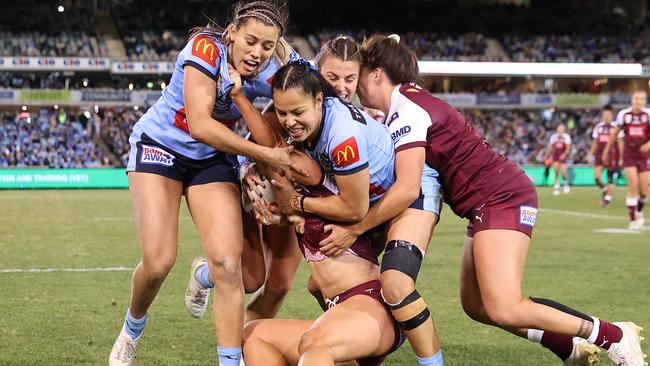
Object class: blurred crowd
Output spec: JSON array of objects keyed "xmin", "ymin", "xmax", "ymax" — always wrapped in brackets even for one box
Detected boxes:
[
  {"xmin": 464, "ymin": 108, "xmax": 598, "ymax": 166},
  {"xmin": 0, "ymin": 110, "xmax": 110, "ymax": 168},
  {"xmin": 0, "ymin": 31, "xmax": 107, "ymax": 57}
]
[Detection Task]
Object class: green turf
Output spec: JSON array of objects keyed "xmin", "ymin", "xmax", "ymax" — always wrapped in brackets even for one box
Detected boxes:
[{"xmin": 0, "ymin": 187, "xmax": 648, "ymax": 365}]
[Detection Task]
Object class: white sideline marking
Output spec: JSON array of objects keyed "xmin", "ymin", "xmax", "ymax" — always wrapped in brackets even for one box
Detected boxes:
[
  {"xmin": 539, "ymin": 208, "xmax": 627, "ymax": 221},
  {"xmin": 0, "ymin": 266, "xmax": 132, "ymax": 273},
  {"xmin": 594, "ymin": 228, "xmax": 642, "ymax": 234}
]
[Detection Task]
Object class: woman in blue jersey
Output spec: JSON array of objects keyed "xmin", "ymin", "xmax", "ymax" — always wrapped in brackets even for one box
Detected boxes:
[
  {"xmin": 229, "ymin": 60, "xmax": 402, "ymax": 365},
  {"xmin": 108, "ymin": 2, "xmax": 300, "ymax": 365}
]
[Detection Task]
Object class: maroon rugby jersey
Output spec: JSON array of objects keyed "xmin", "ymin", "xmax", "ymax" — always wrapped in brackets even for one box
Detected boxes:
[
  {"xmin": 592, "ymin": 121, "xmax": 620, "ymax": 163},
  {"xmin": 615, "ymin": 107, "xmax": 650, "ymax": 157},
  {"xmin": 384, "ymin": 83, "xmax": 526, "ymax": 219}
]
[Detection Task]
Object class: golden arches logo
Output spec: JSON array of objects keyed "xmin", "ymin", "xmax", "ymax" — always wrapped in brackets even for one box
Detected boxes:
[
  {"xmin": 335, "ymin": 145, "xmax": 356, "ymax": 164},
  {"xmin": 191, "ymin": 36, "xmax": 218, "ymax": 67}
]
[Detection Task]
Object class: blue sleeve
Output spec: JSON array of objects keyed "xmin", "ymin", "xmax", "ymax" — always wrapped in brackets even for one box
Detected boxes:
[
  {"xmin": 181, "ymin": 35, "xmax": 221, "ymax": 81},
  {"xmin": 327, "ymin": 122, "xmax": 369, "ymax": 175}
]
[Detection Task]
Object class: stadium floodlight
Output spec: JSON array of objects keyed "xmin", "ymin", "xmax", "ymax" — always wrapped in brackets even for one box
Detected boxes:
[
  {"xmin": 21, "ymin": 106, "xmax": 27, "ymax": 111},
  {"xmin": 57, "ymin": 5, "xmax": 64, "ymax": 13},
  {"xmin": 418, "ymin": 61, "xmax": 643, "ymax": 77}
]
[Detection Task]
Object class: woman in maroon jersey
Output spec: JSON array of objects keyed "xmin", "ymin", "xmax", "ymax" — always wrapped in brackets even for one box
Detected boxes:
[{"xmin": 326, "ymin": 34, "xmax": 645, "ymax": 366}]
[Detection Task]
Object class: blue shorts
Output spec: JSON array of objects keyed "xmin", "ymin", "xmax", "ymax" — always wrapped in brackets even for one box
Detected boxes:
[
  {"xmin": 408, "ymin": 165, "xmax": 443, "ymax": 215},
  {"xmin": 126, "ymin": 129, "xmax": 238, "ymax": 189}
]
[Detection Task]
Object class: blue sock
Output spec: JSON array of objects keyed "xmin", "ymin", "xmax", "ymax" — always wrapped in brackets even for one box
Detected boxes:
[
  {"xmin": 195, "ymin": 263, "xmax": 213, "ymax": 289},
  {"xmin": 417, "ymin": 350, "xmax": 444, "ymax": 366},
  {"xmin": 216, "ymin": 346, "xmax": 241, "ymax": 366},
  {"xmin": 124, "ymin": 308, "xmax": 147, "ymax": 339}
]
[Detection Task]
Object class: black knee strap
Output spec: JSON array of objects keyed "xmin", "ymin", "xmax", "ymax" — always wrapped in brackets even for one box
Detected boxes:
[
  {"xmin": 380, "ymin": 240, "xmax": 423, "ymax": 282},
  {"xmin": 389, "ymin": 289, "xmax": 431, "ymax": 330},
  {"xmin": 607, "ymin": 169, "xmax": 615, "ymax": 185}
]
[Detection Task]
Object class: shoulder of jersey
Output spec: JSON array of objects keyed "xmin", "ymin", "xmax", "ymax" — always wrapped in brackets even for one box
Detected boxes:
[
  {"xmin": 642, "ymin": 107, "xmax": 650, "ymax": 115},
  {"xmin": 187, "ymin": 33, "xmax": 222, "ymax": 68}
]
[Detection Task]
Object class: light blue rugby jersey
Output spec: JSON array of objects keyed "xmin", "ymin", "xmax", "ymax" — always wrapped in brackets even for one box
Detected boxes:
[
  {"xmin": 303, "ymin": 97, "xmax": 396, "ymax": 204},
  {"xmin": 133, "ymin": 33, "xmax": 281, "ymax": 160}
]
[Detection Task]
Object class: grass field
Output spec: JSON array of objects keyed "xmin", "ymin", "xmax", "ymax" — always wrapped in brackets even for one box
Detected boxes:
[{"xmin": 0, "ymin": 187, "xmax": 648, "ymax": 365}]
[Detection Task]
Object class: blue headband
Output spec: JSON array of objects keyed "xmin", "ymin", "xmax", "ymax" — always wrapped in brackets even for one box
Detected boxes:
[{"xmin": 289, "ymin": 52, "xmax": 319, "ymax": 71}]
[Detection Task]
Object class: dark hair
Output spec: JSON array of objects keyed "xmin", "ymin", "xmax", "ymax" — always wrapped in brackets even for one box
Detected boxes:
[
  {"xmin": 602, "ymin": 104, "xmax": 614, "ymax": 112},
  {"xmin": 360, "ymin": 34, "xmax": 418, "ymax": 84},
  {"xmin": 189, "ymin": 0, "xmax": 292, "ymax": 63},
  {"xmin": 272, "ymin": 60, "xmax": 337, "ymax": 99},
  {"xmin": 314, "ymin": 35, "xmax": 361, "ymax": 68}
]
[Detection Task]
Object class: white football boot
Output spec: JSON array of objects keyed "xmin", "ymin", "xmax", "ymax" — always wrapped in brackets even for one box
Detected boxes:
[
  {"xmin": 635, "ymin": 211, "xmax": 645, "ymax": 228},
  {"xmin": 606, "ymin": 322, "xmax": 647, "ymax": 366},
  {"xmin": 185, "ymin": 257, "xmax": 210, "ymax": 318},
  {"xmin": 563, "ymin": 185, "xmax": 571, "ymax": 194},
  {"xmin": 564, "ymin": 337, "xmax": 600, "ymax": 366},
  {"xmin": 109, "ymin": 326, "xmax": 139, "ymax": 366}
]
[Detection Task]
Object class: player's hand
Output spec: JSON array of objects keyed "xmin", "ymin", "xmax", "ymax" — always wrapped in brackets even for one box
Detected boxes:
[
  {"xmin": 287, "ymin": 214, "xmax": 305, "ymax": 234},
  {"xmin": 270, "ymin": 178, "xmax": 300, "ymax": 215},
  {"xmin": 641, "ymin": 142, "xmax": 650, "ymax": 153},
  {"xmin": 318, "ymin": 223, "xmax": 360, "ymax": 257},
  {"xmin": 264, "ymin": 145, "xmax": 309, "ymax": 180},
  {"xmin": 587, "ymin": 154, "xmax": 595, "ymax": 166},
  {"xmin": 228, "ymin": 64, "xmax": 244, "ymax": 99},
  {"xmin": 242, "ymin": 164, "xmax": 267, "ymax": 202},
  {"xmin": 252, "ymin": 199, "xmax": 281, "ymax": 225},
  {"xmin": 619, "ymin": 158, "xmax": 624, "ymax": 167}
]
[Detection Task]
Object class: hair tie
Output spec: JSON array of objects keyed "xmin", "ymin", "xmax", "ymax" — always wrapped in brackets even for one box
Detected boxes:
[
  {"xmin": 288, "ymin": 56, "xmax": 319, "ymax": 71},
  {"xmin": 387, "ymin": 34, "xmax": 400, "ymax": 44}
]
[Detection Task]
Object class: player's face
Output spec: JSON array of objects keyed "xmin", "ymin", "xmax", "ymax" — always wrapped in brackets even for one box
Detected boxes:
[
  {"xmin": 229, "ymin": 20, "xmax": 280, "ymax": 77},
  {"xmin": 319, "ymin": 57, "xmax": 359, "ymax": 102},
  {"xmin": 357, "ymin": 66, "xmax": 380, "ymax": 109},
  {"xmin": 273, "ymin": 88, "xmax": 324, "ymax": 143},
  {"xmin": 602, "ymin": 110, "xmax": 613, "ymax": 122},
  {"xmin": 556, "ymin": 125, "xmax": 565, "ymax": 134},
  {"xmin": 631, "ymin": 91, "xmax": 647, "ymax": 111}
]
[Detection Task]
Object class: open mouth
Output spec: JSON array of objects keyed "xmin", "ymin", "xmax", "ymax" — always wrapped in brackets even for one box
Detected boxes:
[
  {"xmin": 287, "ymin": 127, "xmax": 305, "ymax": 139},
  {"xmin": 338, "ymin": 92, "xmax": 349, "ymax": 101},
  {"xmin": 242, "ymin": 59, "xmax": 259, "ymax": 73}
]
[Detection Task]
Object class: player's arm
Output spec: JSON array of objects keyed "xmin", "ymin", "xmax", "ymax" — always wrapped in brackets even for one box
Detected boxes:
[
  {"xmin": 184, "ymin": 67, "xmax": 281, "ymax": 162},
  {"xmin": 617, "ymin": 136, "xmax": 625, "ymax": 162},
  {"xmin": 588, "ymin": 139, "xmax": 598, "ymax": 165},
  {"xmin": 602, "ymin": 126, "xmax": 621, "ymax": 163}
]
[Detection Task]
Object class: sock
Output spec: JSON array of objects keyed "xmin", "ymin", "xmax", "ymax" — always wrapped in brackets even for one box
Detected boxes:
[
  {"xmin": 587, "ymin": 318, "xmax": 623, "ymax": 350},
  {"xmin": 417, "ymin": 350, "xmax": 444, "ymax": 366},
  {"xmin": 638, "ymin": 196, "xmax": 647, "ymax": 212},
  {"xmin": 554, "ymin": 183, "xmax": 560, "ymax": 190},
  {"xmin": 124, "ymin": 308, "xmax": 147, "ymax": 339},
  {"xmin": 604, "ymin": 195, "xmax": 612, "ymax": 203},
  {"xmin": 217, "ymin": 346, "xmax": 242, "ymax": 366},
  {"xmin": 626, "ymin": 196, "xmax": 639, "ymax": 221},
  {"xmin": 195, "ymin": 263, "xmax": 214, "ymax": 288},
  {"xmin": 539, "ymin": 331, "xmax": 574, "ymax": 360}
]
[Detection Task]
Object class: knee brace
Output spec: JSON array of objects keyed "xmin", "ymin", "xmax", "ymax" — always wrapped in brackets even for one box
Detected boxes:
[
  {"xmin": 389, "ymin": 289, "xmax": 431, "ymax": 330},
  {"xmin": 380, "ymin": 240, "xmax": 424, "ymax": 282}
]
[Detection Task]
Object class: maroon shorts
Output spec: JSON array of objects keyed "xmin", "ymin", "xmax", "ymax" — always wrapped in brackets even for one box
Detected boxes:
[
  {"xmin": 595, "ymin": 151, "xmax": 619, "ymax": 170},
  {"xmin": 323, "ymin": 280, "xmax": 404, "ymax": 366},
  {"xmin": 622, "ymin": 155, "xmax": 649, "ymax": 173},
  {"xmin": 466, "ymin": 175, "xmax": 538, "ymax": 238}
]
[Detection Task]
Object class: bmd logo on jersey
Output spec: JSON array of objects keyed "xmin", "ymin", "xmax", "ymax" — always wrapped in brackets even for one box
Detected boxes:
[
  {"xmin": 141, "ymin": 145, "xmax": 174, "ymax": 166},
  {"xmin": 192, "ymin": 35, "xmax": 218, "ymax": 67},
  {"xmin": 519, "ymin": 206, "xmax": 538, "ymax": 227},
  {"xmin": 391, "ymin": 125, "xmax": 412, "ymax": 142},
  {"xmin": 331, "ymin": 137, "xmax": 360, "ymax": 168}
]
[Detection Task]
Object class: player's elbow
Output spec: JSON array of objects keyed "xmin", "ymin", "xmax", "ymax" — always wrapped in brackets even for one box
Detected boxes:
[
  {"xmin": 345, "ymin": 202, "xmax": 368, "ymax": 222},
  {"xmin": 187, "ymin": 120, "xmax": 207, "ymax": 143}
]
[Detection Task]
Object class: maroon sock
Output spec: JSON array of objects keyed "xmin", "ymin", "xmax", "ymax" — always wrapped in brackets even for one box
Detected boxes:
[
  {"xmin": 628, "ymin": 205, "xmax": 638, "ymax": 221},
  {"xmin": 593, "ymin": 320, "xmax": 623, "ymax": 350},
  {"xmin": 541, "ymin": 332, "xmax": 574, "ymax": 361},
  {"xmin": 639, "ymin": 197, "xmax": 646, "ymax": 212}
]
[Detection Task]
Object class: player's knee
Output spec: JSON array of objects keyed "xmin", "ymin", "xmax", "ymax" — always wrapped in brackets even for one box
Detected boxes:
[
  {"xmin": 208, "ymin": 255, "xmax": 241, "ymax": 285},
  {"xmin": 141, "ymin": 255, "xmax": 176, "ymax": 281},
  {"xmin": 242, "ymin": 320, "xmax": 263, "ymax": 348},
  {"xmin": 243, "ymin": 272, "xmax": 265, "ymax": 294},
  {"xmin": 460, "ymin": 293, "xmax": 488, "ymax": 323},
  {"xmin": 380, "ymin": 240, "xmax": 423, "ymax": 304},
  {"xmin": 298, "ymin": 328, "xmax": 330, "ymax": 355},
  {"xmin": 483, "ymin": 300, "xmax": 524, "ymax": 328}
]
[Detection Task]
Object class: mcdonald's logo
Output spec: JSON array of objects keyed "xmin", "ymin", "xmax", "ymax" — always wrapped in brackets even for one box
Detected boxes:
[
  {"xmin": 331, "ymin": 137, "xmax": 360, "ymax": 168},
  {"xmin": 192, "ymin": 35, "xmax": 219, "ymax": 67}
]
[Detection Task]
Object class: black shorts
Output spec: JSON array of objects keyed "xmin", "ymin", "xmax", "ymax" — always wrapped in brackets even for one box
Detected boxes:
[{"xmin": 126, "ymin": 132, "xmax": 238, "ymax": 188}]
